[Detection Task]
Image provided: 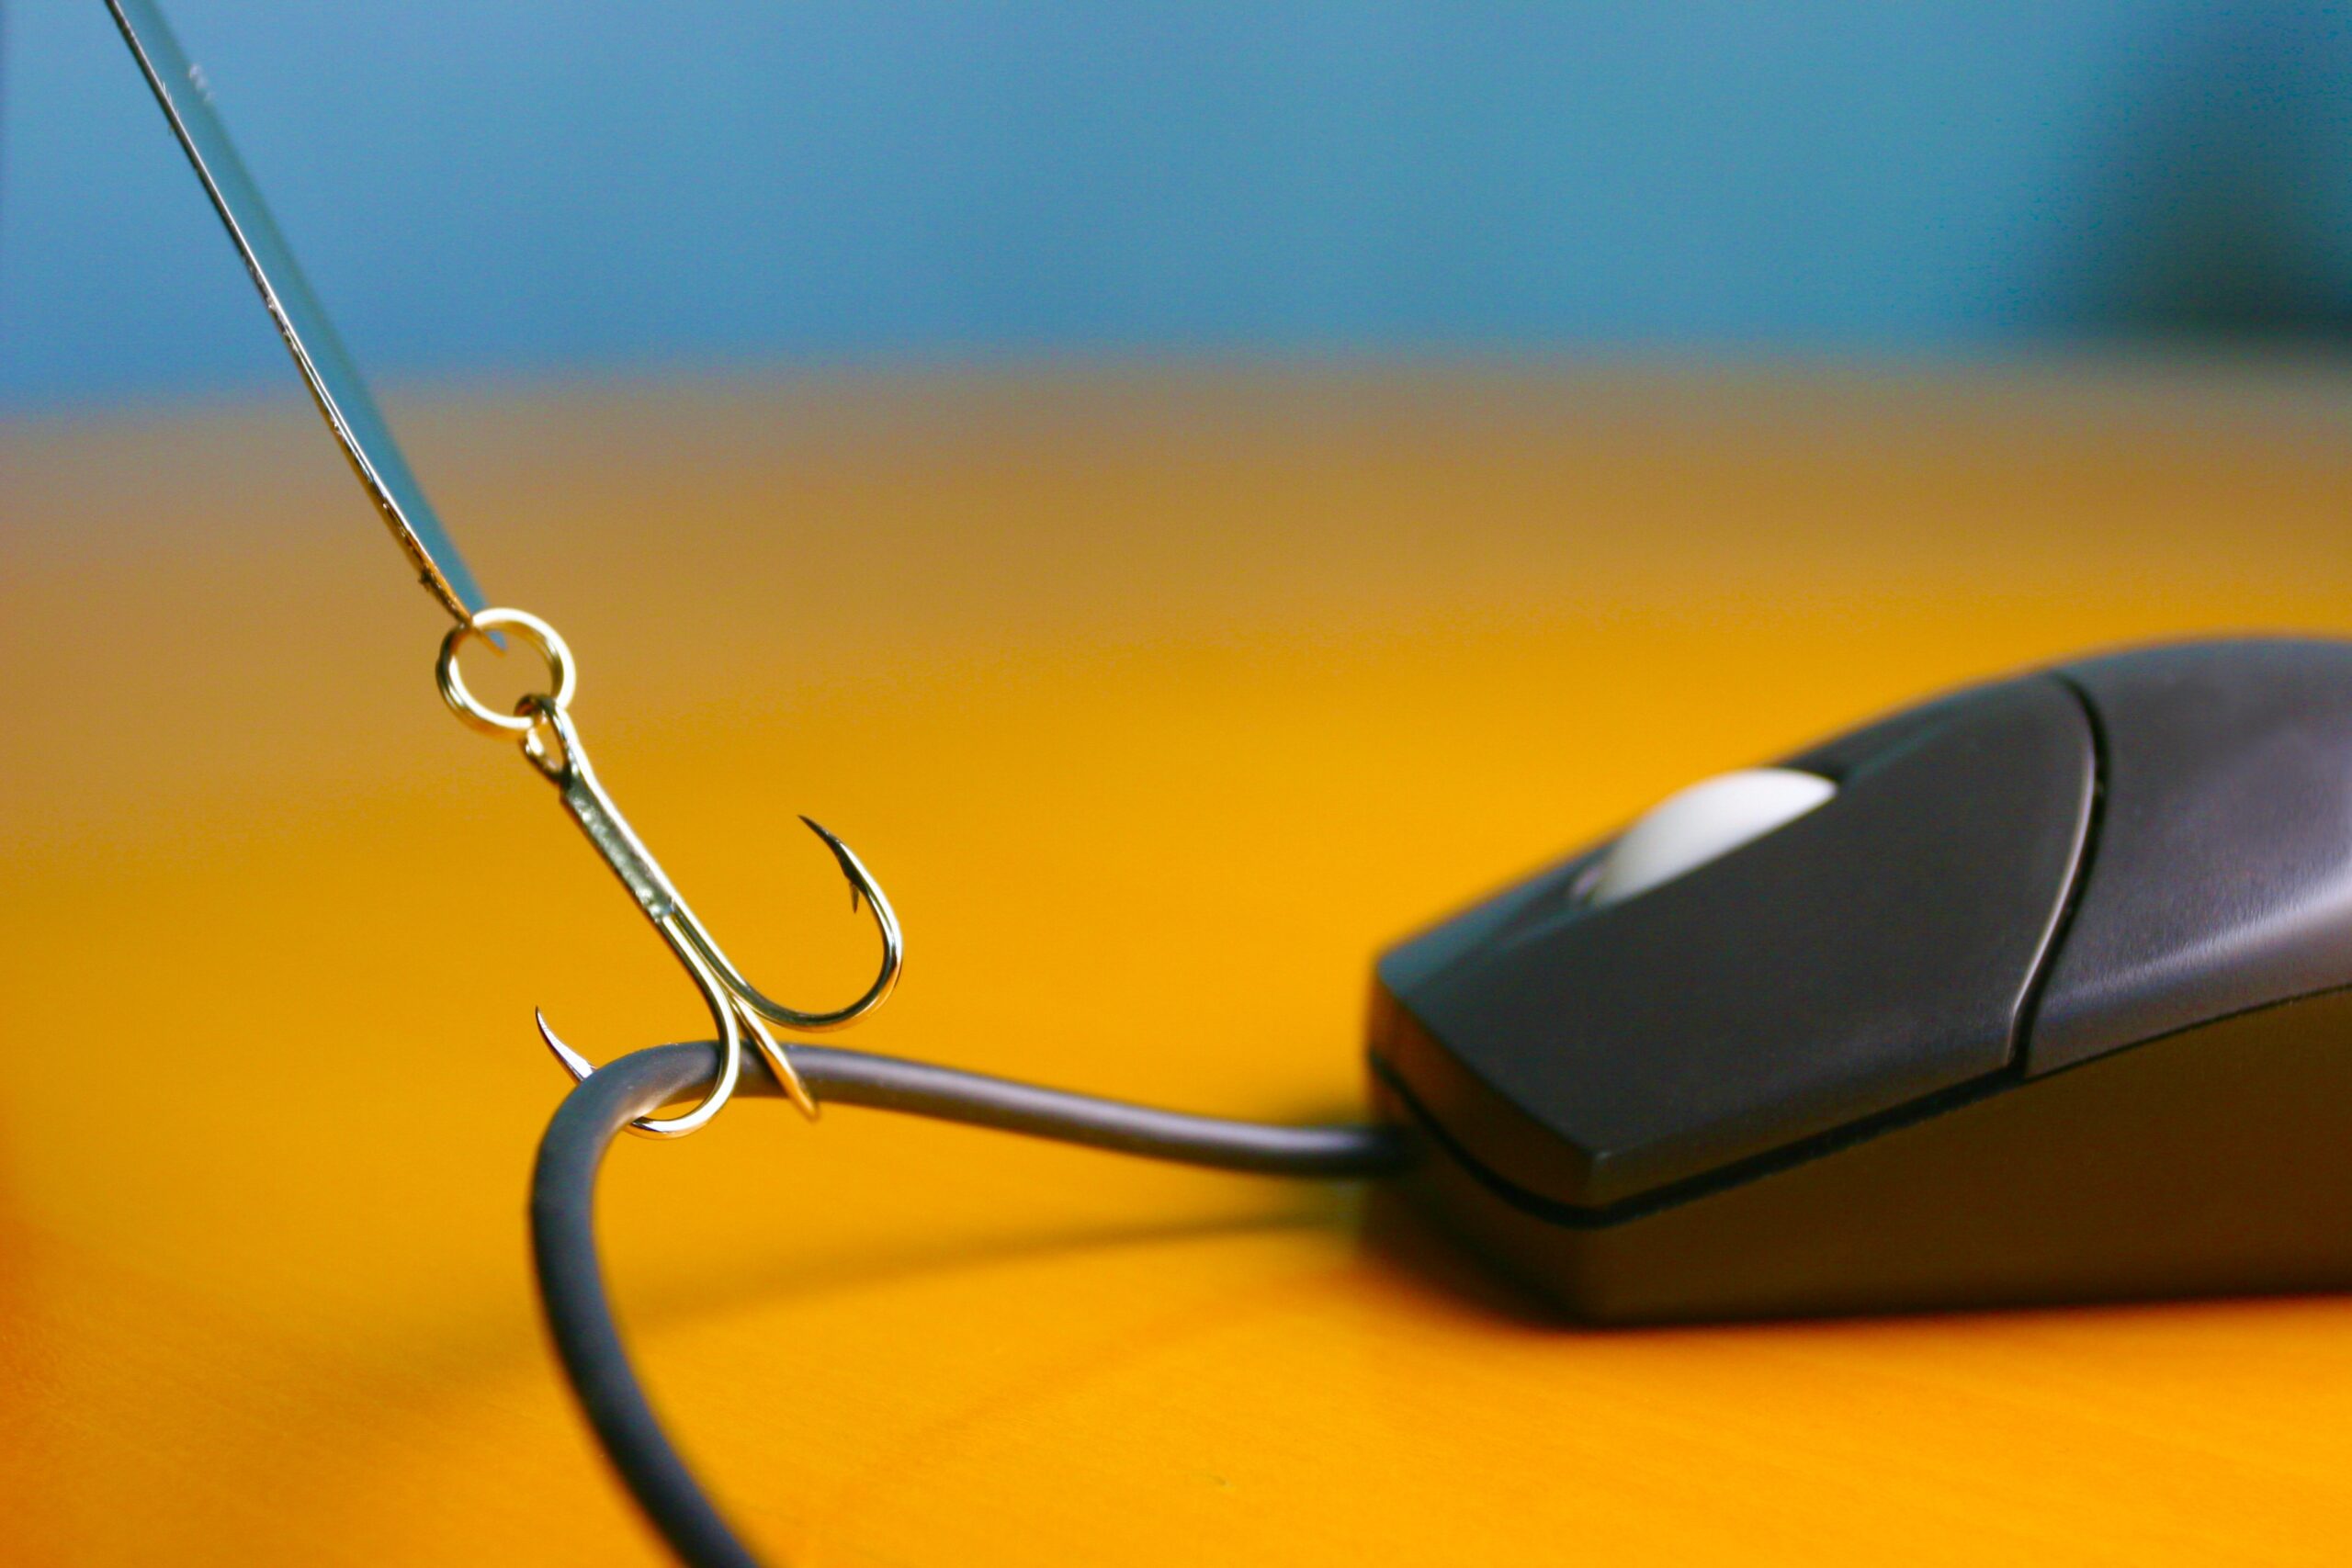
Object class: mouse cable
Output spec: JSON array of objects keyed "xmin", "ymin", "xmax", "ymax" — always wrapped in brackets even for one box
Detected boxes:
[{"xmin": 531, "ymin": 1040, "xmax": 1408, "ymax": 1568}]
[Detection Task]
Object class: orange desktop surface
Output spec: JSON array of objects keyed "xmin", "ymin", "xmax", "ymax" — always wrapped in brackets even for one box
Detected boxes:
[{"xmin": 5, "ymin": 366, "xmax": 2351, "ymax": 1565}]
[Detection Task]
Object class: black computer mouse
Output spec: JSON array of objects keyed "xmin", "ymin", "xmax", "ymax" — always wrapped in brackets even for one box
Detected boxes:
[{"xmin": 1368, "ymin": 637, "xmax": 2352, "ymax": 1322}]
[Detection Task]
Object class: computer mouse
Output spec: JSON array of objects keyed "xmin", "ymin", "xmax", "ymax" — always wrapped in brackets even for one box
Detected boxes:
[{"xmin": 1369, "ymin": 637, "xmax": 2352, "ymax": 1322}]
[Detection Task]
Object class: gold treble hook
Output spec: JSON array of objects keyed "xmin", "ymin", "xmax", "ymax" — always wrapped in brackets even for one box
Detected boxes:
[{"xmin": 437, "ymin": 608, "xmax": 903, "ymax": 1136}]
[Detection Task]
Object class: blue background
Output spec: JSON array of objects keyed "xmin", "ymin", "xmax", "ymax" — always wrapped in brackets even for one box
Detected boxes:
[{"xmin": 7, "ymin": 1, "xmax": 2352, "ymax": 411}]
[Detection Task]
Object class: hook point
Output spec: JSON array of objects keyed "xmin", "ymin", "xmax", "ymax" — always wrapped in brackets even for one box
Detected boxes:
[
  {"xmin": 798, "ymin": 815, "xmax": 869, "ymax": 908},
  {"xmin": 536, "ymin": 1008, "xmax": 596, "ymax": 1083}
]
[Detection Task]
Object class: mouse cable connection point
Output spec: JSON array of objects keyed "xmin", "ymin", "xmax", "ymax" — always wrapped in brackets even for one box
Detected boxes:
[{"xmin": 530, "ymin": 1039, "xmax": 1407, "ymax": 1568}]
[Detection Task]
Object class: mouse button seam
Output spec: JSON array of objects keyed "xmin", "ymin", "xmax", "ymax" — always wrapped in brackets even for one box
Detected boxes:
[{"xmin": 2015, "ymin": 669, "xmax": 2117, "ymax": 1077}]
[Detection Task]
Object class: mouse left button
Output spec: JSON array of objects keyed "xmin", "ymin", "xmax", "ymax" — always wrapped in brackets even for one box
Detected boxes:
[{"xmin": 1374, "ymin": 672, "xmax": 2097, "ymax": 1212}]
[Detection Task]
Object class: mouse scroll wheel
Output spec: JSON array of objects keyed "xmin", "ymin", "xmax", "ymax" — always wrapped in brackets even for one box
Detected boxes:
[{"xmin": 1583, "ymin": 768, "xmax": 1838, "ymax": 908}]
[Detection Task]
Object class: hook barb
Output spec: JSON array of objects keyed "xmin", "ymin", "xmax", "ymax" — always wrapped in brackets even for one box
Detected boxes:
[
  {"xmin": 800, "ymin": 815, "xmax": 877, "ymax": 916},
  {"xmin": 537, "ymin": 1009, "xmax": 596, "ymax": 1083}
]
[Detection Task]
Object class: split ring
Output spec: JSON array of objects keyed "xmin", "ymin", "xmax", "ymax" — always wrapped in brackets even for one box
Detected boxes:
[{"xmin": 437, "ymin": 606, "xmax": 577, "ymax": 736}]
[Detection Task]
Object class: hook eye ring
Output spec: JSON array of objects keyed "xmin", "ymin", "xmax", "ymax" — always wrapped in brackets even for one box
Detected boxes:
[{"xmin": 438, "ymin": 607, "xmax": 577, "ymax": 736}]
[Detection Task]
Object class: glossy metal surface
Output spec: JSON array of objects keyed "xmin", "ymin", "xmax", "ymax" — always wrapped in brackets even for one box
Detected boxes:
[
  {"xmin": 104, "ymin": 0, "xmax": 488, "ymax": 622},
  {"xmin": 7, "ymin": 368, "xmax": 2352, "ymax": 1563},
  {"xmin": 435, "ymin": 608, "xmax": 579, "ymax": 736},
  {"xmin": 435, "ymin": 609, "xmax": 903, "ymax": 1134}
]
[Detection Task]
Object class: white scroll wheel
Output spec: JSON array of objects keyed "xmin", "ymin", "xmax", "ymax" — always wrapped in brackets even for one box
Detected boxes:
[{"xmin": 1582, "ymin": 767, "xmax": 1838, "ymax": 908}]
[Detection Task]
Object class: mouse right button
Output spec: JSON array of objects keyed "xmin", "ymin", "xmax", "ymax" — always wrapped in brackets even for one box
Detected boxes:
[{"xmin": 2030, "ymin": 639, "xmax": 2352, "ymax": 1074}]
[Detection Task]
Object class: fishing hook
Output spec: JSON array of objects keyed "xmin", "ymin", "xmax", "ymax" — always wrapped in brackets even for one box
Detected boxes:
[{"xmin": 436, "ymin": 608, "xmax": 903, "ymax": 1136}]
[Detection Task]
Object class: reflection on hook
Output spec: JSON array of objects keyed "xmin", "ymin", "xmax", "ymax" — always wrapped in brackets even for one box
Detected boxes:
[
  {"xmin": 523, "ymin": 699, "xmax": 903, "ymax": 1135},
  {"xmin": 439, "ymin": 609, "xmax": 902, "ymax": 1137}
]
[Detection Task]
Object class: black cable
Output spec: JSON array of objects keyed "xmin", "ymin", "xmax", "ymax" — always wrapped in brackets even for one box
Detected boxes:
[{"xmin": 530, "ymin": 1040, "xmax": 1408, "ymax": 1568}]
